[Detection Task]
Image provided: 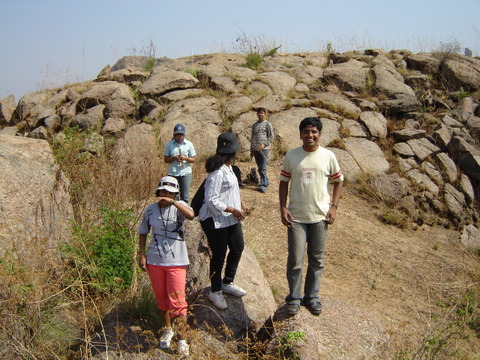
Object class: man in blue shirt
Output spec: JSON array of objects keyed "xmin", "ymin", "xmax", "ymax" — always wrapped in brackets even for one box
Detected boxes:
[{"xmin": 164, "ymin": 124, "xmax": 197, "ymax": 203}]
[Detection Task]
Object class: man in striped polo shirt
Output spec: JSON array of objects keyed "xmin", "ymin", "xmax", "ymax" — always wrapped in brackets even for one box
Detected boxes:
[
  {"xmin": 279, "ymin": 117, "xmax": 344, "ymax": 316},
  {"xmin": 250, "ymin": 107, "xmax": 274, "ymax": 193}
]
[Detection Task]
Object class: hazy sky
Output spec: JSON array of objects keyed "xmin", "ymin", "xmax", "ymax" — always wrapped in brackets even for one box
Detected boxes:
[{"xmin": 1, "ymin": 0, "xmax": 479, "ymax": 102}]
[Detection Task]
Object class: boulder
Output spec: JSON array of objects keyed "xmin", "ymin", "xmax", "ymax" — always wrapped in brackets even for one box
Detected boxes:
[
  {"xmin": 343, "ymin": 138, "xmax": 390, "ymax": 176},
  {"xmin": 359, "ymin": 111, "xmax": 388, "ymax": 139},
  {"xmin": 405, "ymin": 53, "xmax": 440, "ymax": 74},
  {"xmin": 379, "ymin": 96, "xmax": 422, "ymax": 115},
  {"xmin": 101, "ymin": 117, "xmax": 126, "ymax": 135},
  {"xmin": 223, "ymin": 96, "xmax": 254, "ymax": 119},
  {"xmin": 323, "ymin": 59, "xmax": 368, "ymax": 92},
  {"xmin": 440, "ymin": 58, "xmax": 480, "ymax": 91},
  {"xmin": 444, "ymin": 183, "xmax": 466, "ymax": 220},
  {"xmin": 291, "ymin": 65, "xmax": 325, "ymax": 85},
  {"xmin": 406, "ymin": 138, "xmax": 441, "ymax": 161},
  {"xmin": 72, "ymin": 104, "xmax": 106, "ymax": 130},
  {"xmin": 0, "ymin": 95, "xmax": 16, "ymax": 125},
  {"xmin": 76, "ymin": 81, "xmax": 136, "ymax": 118},
  {"xmin": 341, "ymin": 119, "xmax": 367, "ymax": 138},
  {"xmin": 365, "ymin": 173, "xmax": 411, "ymax": 205},
  {"xmin": 406, "ymin": 169, "xmax": 439, "ymax": 195},
  {"xmin": 393, "ymin": 142, "xmax": 415, "ymax": 157},
  {"xmin": 390, "ymin": 128, "xmax": 426, "ymax": 142},
  {"xmin": 191, "ymin": 244, "xmax": 276, "ymax": 338},
  {"xmin": 330, "ymin": 148, "xmax": 362, "ymax": 181},
  {"xmin": 139, "ymin": 69, "xmax": 199, "ymax": 96},
  {"xmin": 0, "ymin": 135, "xmax": 73, "ymax": 266},
  {"xmin": 253, "ymin": 94, "xmax": 288, "ymax": 113},
  {"xmin": 372, "ymin": 65, "xmax": 415, "ymax": 98},
  {"xmin": 435, "ymin": 152, "xmax": 458, "ymax": 183},
  {"xmin": 313, "ymin": 93, "xmax": 361, "ymax": 119},
  {"xmin": 459, "ymin": 174, "xmax": 475, "ymax": 205},
  {"xmin": 258, "ymin": 71, "xmax": 297, "ymax": 95},
  {"xmin": 460, "ymin": 225, "xmax": 480, "ymax": 252}
]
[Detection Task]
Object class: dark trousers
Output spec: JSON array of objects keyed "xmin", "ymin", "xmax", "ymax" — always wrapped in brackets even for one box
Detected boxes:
[{"xmin": 200, "ymin": 217, "xmax": 244, "ymax": 292}]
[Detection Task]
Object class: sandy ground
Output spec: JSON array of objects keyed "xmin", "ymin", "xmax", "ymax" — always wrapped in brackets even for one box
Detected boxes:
[{"xmin": 229, "ymin": 161, "xmax": 480, "ymax": 358}]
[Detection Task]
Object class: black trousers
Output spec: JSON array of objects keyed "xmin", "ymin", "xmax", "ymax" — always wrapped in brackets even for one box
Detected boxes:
[{"xmin": 200, "ymin": 217, "xmax": 244, "ymax": 292}]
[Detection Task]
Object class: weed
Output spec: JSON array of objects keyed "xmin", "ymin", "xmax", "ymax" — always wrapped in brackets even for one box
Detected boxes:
[
  {"xmin": 265, "ymin": 45, "xmax": 282, "ymax": 56},
  {"xmin": 63, "ymin": 206, "xmax": 136, "ymax": 293},
  {"xmin": 185, "ymin": 68, "xmax": 199, "ymax": 78},
  {"xmin": 244, "ymin": 53, "xmax": 263, "ymax": 70},
  {"xmin": 380, "ymin": 207, "xmax": 408, "ymax": 228},
  {"xmin": 454, "ymin": 90, "xmax": 470, "ymax": 102},
  {"xmin": 327, "ymin": 138, "xmax": 346, "ymax": 150},
  {"xmin": 144, "ymin": 57, "xmax": 156, "ymax": 72},
  {"xmin": 276, "ymin": 330, "xmax": 305, "ymax": 358}
]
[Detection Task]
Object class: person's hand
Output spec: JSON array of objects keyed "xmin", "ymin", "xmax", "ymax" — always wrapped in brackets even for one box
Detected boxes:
[
  {"xmin": 232, "ymin": 208, "xmax": 245, "ymax": 221},
  {"xmin": 157, "ymin": 196, "xmax": 175, "ymax": 206},
  {"xmin": 139, "ymin": 254, "xmax": 147, "ymax": 272},
  {"xmin": 241, "ymin": 201, "xmax": 249, "ymax": 215},
  {"xmin": 281, "ymin": 208, "xmax": 293, "ymax": 227},
  {"xmin": 178, "ymin": 155, "xmax": 188, "ymax": 162},
  {"xmin": 326, "ymin": 207, "xmax": 337, "ymax": 224}
]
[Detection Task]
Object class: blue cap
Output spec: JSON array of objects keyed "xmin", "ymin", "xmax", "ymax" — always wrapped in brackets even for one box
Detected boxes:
[{"xmin": 173, "ymin": 123, "xmax": 186, "ymax": 135}]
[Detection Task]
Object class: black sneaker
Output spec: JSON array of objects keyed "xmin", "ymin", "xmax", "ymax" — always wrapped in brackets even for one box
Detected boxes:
[
  {"xmin": 287, "ymin": 303, "xmax": 300, "ymax": 315},
  {"xmin": 306, "ymin": 301, "xmax": 322, "ymax": 315}
]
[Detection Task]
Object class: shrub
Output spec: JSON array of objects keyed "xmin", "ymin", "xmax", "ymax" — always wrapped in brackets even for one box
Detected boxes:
[{"xmin": 63, "ymin": 206, "xmax": 136, "ymax": 293}]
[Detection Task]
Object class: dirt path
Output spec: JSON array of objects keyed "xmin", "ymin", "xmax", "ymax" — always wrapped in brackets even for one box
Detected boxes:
[{"xmin": 234, "ymin": 162, "xmax": 480, "ymax": 358}]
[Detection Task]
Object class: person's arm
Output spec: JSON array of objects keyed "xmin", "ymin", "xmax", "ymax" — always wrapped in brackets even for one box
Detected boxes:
[
  {"xmin": 325, "ymin": 181, "xmax": 343, "ymax": 224},
  {"xmin": 279, "ymin": 180, "xmax": 293, "ymax": 227},
  {"xmin": 138, "ymin": 233, "xmax": 148, "ymax": 272}
]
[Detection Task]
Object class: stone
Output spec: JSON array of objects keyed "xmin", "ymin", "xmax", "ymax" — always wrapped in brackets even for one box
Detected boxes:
[
  {"xmin": 344, "ymin": 138, "xmax": 390, "ymax": 176},
  {"xmin": 359, "ymin": 111, "xmax": 388, "ymax": 138}
]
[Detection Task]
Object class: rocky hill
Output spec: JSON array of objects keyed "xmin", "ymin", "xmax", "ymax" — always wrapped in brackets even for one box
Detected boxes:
[{"xmin": 0, "ymin": 49, "xmax": 479, "ymax": 359}]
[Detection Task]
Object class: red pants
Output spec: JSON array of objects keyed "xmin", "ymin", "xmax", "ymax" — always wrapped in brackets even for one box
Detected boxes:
[{"xmin": 147, "ymin": 264, "xmax": 188, "ymax": 318}]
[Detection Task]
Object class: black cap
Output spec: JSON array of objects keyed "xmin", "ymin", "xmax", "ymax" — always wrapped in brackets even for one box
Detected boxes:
[{"xmin": 216, "ymin": 132, "xmax": 239, "ymax": 154}]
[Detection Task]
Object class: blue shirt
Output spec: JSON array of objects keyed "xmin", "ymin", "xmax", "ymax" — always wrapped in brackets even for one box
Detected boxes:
[{"xmin": 164, "ymin": 139, "xmax": 196, "ymax": 176}]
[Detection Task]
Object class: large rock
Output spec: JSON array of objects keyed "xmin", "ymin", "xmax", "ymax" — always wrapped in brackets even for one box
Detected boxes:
[
  {"xmin": 191, "ymin": 244, "xmax": 276, "ymax": 338},
  {"xmin": 440, "ymin": 58, "xmax": 480, "ymax": 91},
  {"xmin": 313, "ymin": 92, "xmax": 361, "ymax": 119},
  {"xmin": 258, "ymin": 71, "xmax": 297, "ymax": 95},
  {"xmin": 460, "ymin": 225, "xmax": 480, "ymax": 252},
  {"xmin": 76, "ymin": 81, "xmax": 136, "ymax": 118},
  {"xmin": 330, "ymin": 148, "xmax": 362, "ymax": 181},
  {"xmin": 0, "ymin": 135, "xmax": 73, "ymax": 265},
  {"xmin": 323, "ymin": 59, "xmax": 368, "ymax": 92},
  {"xmin": 359, "ymin": 111, "xmax": 388, "ymax": 139},
  {"xmin": 372, "ymin": 65, "xmax": 415, "ymax": 98},
  {"xmin": 0, "ymin": 95, "xmax": 16, "ymax": 125},
  {"xmin": 139, "ymin": 69, "xmax": 199, "ymax": 96},
  {"xmin": 406, "ymin": 138, "xmax": 441, "ymax": 161},
  {"xmin": 405, "ymin": 53, "xmax": 440, "ymax": 74},
  {"xmin": 365, "ymin": 173, "xmax": 411, "ymax": 205},
  {"xmin": 344, "ymin": 138, "xmax": 390, "ymax": 176}
]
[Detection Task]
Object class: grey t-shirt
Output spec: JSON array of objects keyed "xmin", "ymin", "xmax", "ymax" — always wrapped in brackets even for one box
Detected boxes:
[{"xmin": 138, "ymin": 201, "xmax": 190, "ymax": 266}]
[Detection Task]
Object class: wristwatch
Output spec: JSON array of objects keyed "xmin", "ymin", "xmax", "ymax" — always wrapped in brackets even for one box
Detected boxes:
[{"xmin": 330, "ymin": 203, "xmax": 338, "ymax": 208}]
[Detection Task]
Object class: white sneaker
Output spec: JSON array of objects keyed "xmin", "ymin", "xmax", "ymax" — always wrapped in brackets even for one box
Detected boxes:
[
  {"xmin": 159, "ymin": 327, "xmax": 174, "ymax": 349},
  {"xmin": 178, "ymin": 340, "xmax": 190, "ymax": 356},
  {"xmin": 208, "ymin": 290, "xmax": 228, "ymax": 309},
  {"xmin": 221, "ymin": 282, "xmax": 246, "ymax": 297}
]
